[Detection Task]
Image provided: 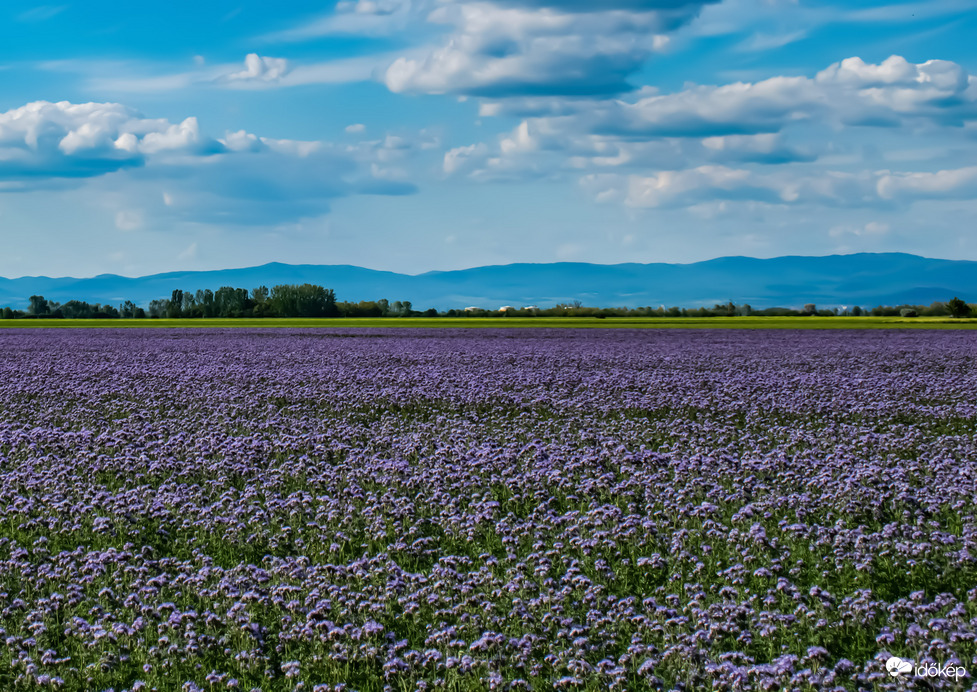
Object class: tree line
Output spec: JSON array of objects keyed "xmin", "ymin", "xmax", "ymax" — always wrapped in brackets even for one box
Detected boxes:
[
  {"xmin": 1, "ymin": 287, "xmax": 975, "ymax": 319},
  {"xmin": 0, "ymin": 285, "xmax": 438, "ymax": 319}
]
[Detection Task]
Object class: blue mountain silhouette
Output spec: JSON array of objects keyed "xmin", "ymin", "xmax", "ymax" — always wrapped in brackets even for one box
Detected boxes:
[{"xmin": 1, "ymin": 253, "xmax": 974, "ymax": 310}]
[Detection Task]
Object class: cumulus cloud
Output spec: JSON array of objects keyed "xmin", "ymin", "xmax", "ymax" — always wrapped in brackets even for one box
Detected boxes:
[
  {"xmin": 565, "ymin": 56, "xmax": 977, "ymax": 137},
  {"xmin": 444, "ymin": 117, "xmax": 818, "ymax": 182},
  {"xmin": 577, "ymin": 165, "xmax": 977, "ymax": 210},
  {"xmin": 699, "ymin": 133, "xmax": 816, "ymax": 164},
  {"xmin": 447, "ymin": 56, "xmax": 977, "ymax": 163},
  {"xmin": 444, "ymin": 143, "xmax": 490, "ymax": 175},
  {"xmin": 384, "ymin": 2, "xmax": 701, "ymax": 96},
  {"xmin": 493, "ymin": 0, "xmax": 716, "ymax": 9},
  {"xmin": 625, "ymin": 166, "xmax": 787, "ymax": 207},
  {"xmin": 0, "ymin": 100, "xmax": 422, "ymax": 226},
  {"xmin": 441, "ymin": 54, "xmax": 977, "ymax": 203},
  {"xmin": 876, "ymin": 166, "xmax": 977, "ymax": 200},
  {"xmin": 0, "ymin": 101, "xmax": 224, "ymax": 180},
  {"xmin": 118, "ymin": 142, "xmax": 417, "ymax": 227}
]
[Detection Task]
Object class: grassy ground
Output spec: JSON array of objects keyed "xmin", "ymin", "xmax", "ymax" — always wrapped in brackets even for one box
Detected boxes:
[{"xmin": 1, "ymin": 316, "xmax": 977, "ymax": 329}]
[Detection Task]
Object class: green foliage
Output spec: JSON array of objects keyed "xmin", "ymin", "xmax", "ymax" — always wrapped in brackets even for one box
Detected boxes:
[
  {"xmin": 4, "ymin": 291, "xmax": 977, "ymax": 322},
  {"xmin": 947, "ymin": 296, "xmax": 971, "ymax": 318},
  {"xmin": 28, "ymin": 294, "xmax": 50, "ymax": 316},
  {"xmin": 269, "ymin": 283, "xmax": 338, "ymax": 317}
]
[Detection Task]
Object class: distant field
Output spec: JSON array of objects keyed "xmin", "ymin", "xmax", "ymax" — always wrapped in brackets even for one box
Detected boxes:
[{"xmin": 2, "ymin": 315, "xmax": 977, "ymax": 329}]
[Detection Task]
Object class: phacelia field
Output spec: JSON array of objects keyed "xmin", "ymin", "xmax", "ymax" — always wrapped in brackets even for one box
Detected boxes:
[{"xmin": 0, "ymin": 328, "xmax": 975, "ymax": 692}]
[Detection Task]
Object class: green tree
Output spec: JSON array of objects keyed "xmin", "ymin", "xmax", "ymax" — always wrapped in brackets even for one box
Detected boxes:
[
  {"xmin": 947, "ymin": 296, "xmax": 971, "ymax": 318},
  {"xmin": 148, "ymin": 299, "xmax": 168, "ymax": 318},
  {"xmin": 167, "ymin": 290, "xmax": 184, "ymax": 318},
  {"xmin": 28, "ymin": 295, "xmax": 50, "ymax": 316},
  {"xmin": 268, "ymin": 284, "xmax": 337, "ymax": 317},
  {"xmin": 61, "ymin": 300, "xmax": 94, "ymax": 319},
  {"xmin": 120, "ymin": 300, "xmax": 138, "ymax": 318},
  {"xmin": 181, "ymin": 291, "xmax": 197, "ymax": 316},
  {"xmin": 195, "ymin": 289, "xmax": 216, "ymax": 317}
]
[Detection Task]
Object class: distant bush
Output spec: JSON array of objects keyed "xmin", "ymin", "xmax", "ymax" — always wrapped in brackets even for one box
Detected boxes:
[
  {"xmin": 756, "ymin": 307, "xmax": 801, "ymax": 316},
  {"xmin": 900, "ymin": 308, "xmax": 918, "ymax": 317}
]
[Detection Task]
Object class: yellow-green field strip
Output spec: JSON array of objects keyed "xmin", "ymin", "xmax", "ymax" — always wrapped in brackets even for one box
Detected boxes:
[{"xmin": 3, "ymin": 316, "xmax": 977, "ymax": 329}]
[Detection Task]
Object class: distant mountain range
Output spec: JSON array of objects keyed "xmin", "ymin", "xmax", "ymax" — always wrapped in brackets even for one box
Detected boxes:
[{"xmin": 1, "ymin": 253, "xmax": 975, "ymax": 310}]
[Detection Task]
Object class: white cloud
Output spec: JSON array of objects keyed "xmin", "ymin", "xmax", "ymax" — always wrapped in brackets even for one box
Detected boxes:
[
  {"xmin": 346, "ymin": 123, "xmax": 367, "ymax": 134},
  {"xmin": 137, "ymin": 117, "xmax": 216, "ymax": 155},
  {"xmin": 445, "ymin": 118, "xmax": 818, "ymax": 183},
  {"xmin": 114, "ymin": 209, "xmax": 143, "ymax": 231},
  {"xmin": 440, "ymin": 55, "xmax": 977, "ymax": 195},
  {"xmin": 876, "ymin": 166, "xmax": 977, "ymax": 200},
  {"xmin": 220, "ymin": 130, "xmax": 264, "ymax": 153},
  {"xmin": 576, "ymin": 165, "xmax": 977, "ymax": 210},
  {"xmin": 0, "ymin": 101, "xmax": 225, "ymax": 180},
  {"xmin": 699, "ymin": 133, "xmax": 815, "ymax": 164},
  {"xmin": 223, "ymin": 53, "xmax": 289, "ymax": 83},
  {"xmin": 495, "ymin": 0, "xmax": 716, "ymax": 10},
  {"xmin": 469, "ymin": 56, "xmax": 977, "ymax": 139},
  {"xmin": 499, "ymin": 121, "xmax": 537, "ymax": 155},
  {"xmin": 444, "ymin": 143, "xmax": 489, "ymax": 174},
  {"xmin": 263, "ymin": 0, "xmax": 415, "ymax": 40},
  {"xmin": 178, "ymin": 242, "xmax": 198, "ymax": 261},
  {"xmin": 737, "ymin": 30, "xmax": 807, "ymax": 52},
  {"xmin": 828, "ymin": 221, "xmax": 890, "ymax": 238},
  {"xmin": 54, "ymin": 51, "xmax": 406, "ymax": 94},
  {"xmin": 687, "ymin": 0, "xmax": 974, "ymax": 51},
  {"xmin": 336, "ymin": 0, "xmax": 411, "ymax": 14},
  {"xmin": 384, "ymin": 2, "xmax": 703, "ymax": 96},
  {"xmin": 0, "ymin": 100, "xmax": 421, "ymax": 227}
]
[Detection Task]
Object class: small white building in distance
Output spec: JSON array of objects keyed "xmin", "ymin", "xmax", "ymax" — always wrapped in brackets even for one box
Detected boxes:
[
  {"xmin": 498, "ymin": 306, "xmax": 516, "ymax": 313},
  {"xmin": 464, "ymin": 306, "xmax": 482, "ymax": 312}
]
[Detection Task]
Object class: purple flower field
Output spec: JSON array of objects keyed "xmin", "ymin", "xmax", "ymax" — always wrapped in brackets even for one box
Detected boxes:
[{"xmin": 1, "ymin": 328, "xmax": 975, "ymax": 691}]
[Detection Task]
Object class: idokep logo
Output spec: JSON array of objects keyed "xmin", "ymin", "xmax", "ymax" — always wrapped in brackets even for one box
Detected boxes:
[
  {"xmin": 886, "ymin": 656, "xmax": 968, "ymax": 681},
  {"xmin": 886, "ymin": 657, "xmax": 912, "ymax": 677}
]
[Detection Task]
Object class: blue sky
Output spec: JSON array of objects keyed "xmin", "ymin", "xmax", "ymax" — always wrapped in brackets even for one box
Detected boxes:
[{"xmin": 1, "ymin": 0, "xmax": 976, "ymax": 277}]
